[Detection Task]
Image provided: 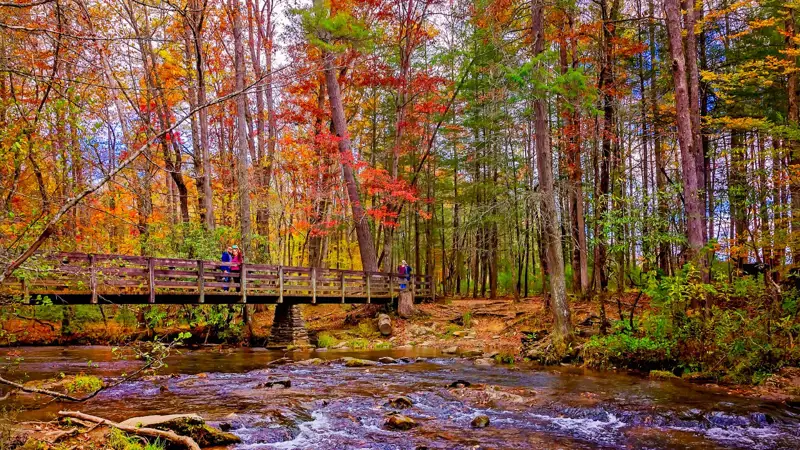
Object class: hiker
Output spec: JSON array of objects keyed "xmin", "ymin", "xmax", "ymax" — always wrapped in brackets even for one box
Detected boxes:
[
  {"xmin": 221, "ymin": 246, "xmax": 232, "ymax": 291},
  {"xmin": 398, "ymin": 260, "xmax": 412, "ymax": 290},
  {"xmin": 231, "ymin": 245, "xmax": 243, "ymax": 292}
]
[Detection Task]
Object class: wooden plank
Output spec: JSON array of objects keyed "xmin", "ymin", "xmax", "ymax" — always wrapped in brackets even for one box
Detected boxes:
[
  {"xmin": 240, "ymin": 263, "xmax": 247, "ymax": 304},
  {"xmin": 148, "ymin": 258, "xmax": 155, "ymax": 304},
  {"xmin": 197, "ymin": 260, "xmax": 205, "ymax": 304},
  {"xmin": 311, "ymin": 267, "xmax": 317, "ymax": 304},
  {"xmin": 89, "ymin": 254, "xmax": 98, "ymax": 304},
  {"xmin": 278, "ymin": 267, "xmax": 283, "ymax": 303}
]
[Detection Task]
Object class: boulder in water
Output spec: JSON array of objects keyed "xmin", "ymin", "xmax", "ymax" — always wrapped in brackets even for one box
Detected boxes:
[
  {"xmin": 386, "ymin": 396, "xmax": 414, "ymax": 409},
  {"xmin": 649, "ymin": 370, "xmax": 678, "ymax": 380},
  {"xmin": 256, "ymin": 379, "xmax": 291, "ymax": 389},
  {"xmin": 473, "ymin": 358, "xmax": 495, "ymax": 366},
  {"xmin": 448, "ymin": 379, "xmax": 471, "ymax": 388},
  {"xmin": 378, "ymin": 357, "xmax": 397, "ymax": 364},
  {"xmin": 460, "ymin": 349, "xmax": 482, "ymax": 357},
  {"xmin": 118, "ymin": 414, "xmax": 240, "ymax": 447},
  {"xmin": 342, "ymin": 357, "xmax": 379, "ymax": 367},
  {"xmin": 470, "ymin": 415, "xmax": 490, "ymax": 428},
  {"xmin": 295, "ymin": 358, "xmax": 324, "ymax": 366},
  {"xmin": 442, "ymin": 346, "xmax": 458, "ymax": 354},
  {"xmin": 384, "ymin": 413, "xmax": 418, "ymax": 431}
]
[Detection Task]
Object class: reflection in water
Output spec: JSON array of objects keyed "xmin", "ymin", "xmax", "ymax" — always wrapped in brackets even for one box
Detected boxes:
[{"xmin": 3, "ymin": 346, "xmax": 799, "ymax": 449}]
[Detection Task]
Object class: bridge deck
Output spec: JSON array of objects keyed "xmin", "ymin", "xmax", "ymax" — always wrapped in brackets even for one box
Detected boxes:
[{"xmin": 1, "ymin": 253, "xmax": 434, "ymax": 305}]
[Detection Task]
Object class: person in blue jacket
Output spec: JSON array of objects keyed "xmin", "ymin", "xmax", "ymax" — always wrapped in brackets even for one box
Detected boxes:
[{"xmin": 221, "ymin": 246, "xmax": 232, "ymax": 290}]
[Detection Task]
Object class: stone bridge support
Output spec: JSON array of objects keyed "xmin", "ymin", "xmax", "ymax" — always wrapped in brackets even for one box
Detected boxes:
[{"xmin": 267, "ymin": 304, "xmax": 309, "ymax": 348}]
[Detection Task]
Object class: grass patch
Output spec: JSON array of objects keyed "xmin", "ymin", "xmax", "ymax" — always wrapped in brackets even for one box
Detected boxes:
[
  {"xmin": 352, "ymin": 322, "xmax": 378, "ymax": 339},
  {"xmin": 462, "ymin": 311, "xmax": 472, "ymax": 328},
  {"xmin": 374, "ymin": 341, "xmax": 392, "ymax": 350},
  {"xmin": 108, "ymin": 428, "xmax": 165, "ymax": 450},
  {"xmin": 316, "ymin": 332, "xmax": 337, "ymax": 348},
  {"xmin": 348, "ymin": 338, "xmax": 370, "ymax": 350}
]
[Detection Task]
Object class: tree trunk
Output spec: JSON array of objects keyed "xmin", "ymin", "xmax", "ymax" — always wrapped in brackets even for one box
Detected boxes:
[
  {"xmin": 230, "ymin": 0, "xmax": 252, "ymax": 255},
  {"xmin": 321, "ymin": 50, "xmax": 378, "ymax": 272},
  {"xmin": 664, "ymin": 0, "xmax": 706, "ymax": 264},
  {"xmin": 532, "ymin": 0, "xmax": 572, "ymax": 343}
]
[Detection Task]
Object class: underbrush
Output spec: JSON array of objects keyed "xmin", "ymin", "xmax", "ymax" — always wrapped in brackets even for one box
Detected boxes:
[{"xmin": 583, "ymin": 265, "xmax": 800, "ymax": 384}]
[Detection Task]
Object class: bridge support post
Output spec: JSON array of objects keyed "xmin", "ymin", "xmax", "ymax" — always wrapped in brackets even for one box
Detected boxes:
[{"xmin": 266, "ymin": 303, "xmax": 310, "ymax": 349}]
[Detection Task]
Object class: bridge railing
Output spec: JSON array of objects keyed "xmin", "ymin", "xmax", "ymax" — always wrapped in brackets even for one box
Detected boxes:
[{"xmin": 3, "ymin": 252, "xmax": 434, "ymax": 304}]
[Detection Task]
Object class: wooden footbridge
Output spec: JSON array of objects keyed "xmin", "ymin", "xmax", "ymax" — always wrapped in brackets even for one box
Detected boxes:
[{"xmin": 1, "ymin": 253, "xmax": 434, "ymax": 305}]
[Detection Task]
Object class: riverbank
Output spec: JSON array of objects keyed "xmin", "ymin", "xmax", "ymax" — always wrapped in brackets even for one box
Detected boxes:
[
  {"xmin": 3, "ymin": 347, "xmax": 800, "ymax": 449},
  {"xmin": 2, "ymin": 294, "xmax": 799, "ymax": 402}
]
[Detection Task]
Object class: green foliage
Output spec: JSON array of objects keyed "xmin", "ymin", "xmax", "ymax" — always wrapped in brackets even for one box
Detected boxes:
[
  {"xmin": 374, "ymin": 341, "xmax": 392, "ymax": 350},
  {"xmin": 114, "ymin": 307, "xmax": 139, "ymax": 328},
  {"xmin": 352, "ymin": 321, "xmax": 378, "ymax": 339},
  {"xmin": 65, "ymin": 374, "xmax": 103, "ymax": 394},
  {"xmin": 462, "ymin": 311, "xmax": 472, "ymax": 329},
  {"xmin": 108, "ymin": 428, "xmax": 165, "ymax": 450},
  {"xmin": 584, "ymin": 267, "xmax": 800, "ymax": 384},
  {"xmin": 316, "ymin": 332, "xmax": 337, "ymax": 348},
  {"xmin": 347, "ymin": 338, "xmax": 369, "ymax": 350}
]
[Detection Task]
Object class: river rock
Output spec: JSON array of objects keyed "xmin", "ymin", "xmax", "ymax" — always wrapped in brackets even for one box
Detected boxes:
[
  {"xmin": 295, "ymin": 358, "xmax": 325, "ymax": 366},
  {"xmin": 448, "ymin": 379, "xmax": 471, "ymax": 388},
  {"xmin": 386, "ymin": 396, "xmax": 414, "ymax": 409},
  {"xmin": 378, "ymin": 357, "xmax": 397, "ymax": 364},
  {"xmin": 267, "ymin": 357, "xmax": 294, "ymax": 366},
  {"xmin": 473, "ymin": 358, "xmax": 495, "ymax": 366},
  {"xmin": 342, "ymin": 357, "xmax": 379, "ymax": 367},
  {"xmin": 118, "ymin": 414, "xmax": 240, "ymax": 447},
  {"xmin": 470, "ymin": 415, "xmax": 490, "ymax": 428},
  {"xmin": 483, "ymin": 351, "xmax": 500, "ymax": 358},
  {"xmin": 452, "ymin": 330, "xmax": 467, "ymax": 337},
  {"xmin": 442, "ymin": 346, "xmax": 458, "ymax": 354},
  {"xmin": 384, "ymin": 413, "xmax": 418, "ymax": 431},
  {"xmin": 460, "ymin": 349, "xmax": 482, "ymax": 358},
  {"xmin": 256, "ymin": 379, "xmax": 291, "ymax": 389}
]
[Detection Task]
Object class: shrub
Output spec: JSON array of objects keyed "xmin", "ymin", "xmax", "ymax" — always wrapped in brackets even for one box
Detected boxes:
[
  {"xmin": 66, "ymin": 374, "xmax": 103, "ymax": 394},
  {"xmin": 462, "ymin": 312, "xmax": 472, "ymax": 329},
  {"xmin": 316, "ymin": 332, "xmax": 337, "ymax": 348}
]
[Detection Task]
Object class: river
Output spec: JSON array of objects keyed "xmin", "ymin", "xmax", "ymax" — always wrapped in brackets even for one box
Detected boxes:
[{"xmin": 2, "ymin": 346, "xmax": 799, "ymax": 449}]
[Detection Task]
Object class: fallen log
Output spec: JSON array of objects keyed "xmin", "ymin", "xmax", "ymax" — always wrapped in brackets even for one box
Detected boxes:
[
  {"xmin": 58, "ymin": 411, "xmax": 201, "ymax": 450},
  {"xmin": 378, "ymin": 314, "xmax": 392, "ymax": 336}
]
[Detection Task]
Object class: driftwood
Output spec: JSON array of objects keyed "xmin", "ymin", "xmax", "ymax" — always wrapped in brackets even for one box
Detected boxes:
[
  {"xmin": 378, "ymin": 313, "xmax": 392, "ymax": 335},
  {"xmin": 58, "ymin": 411, "xmax": 201, "ymax": 450}
]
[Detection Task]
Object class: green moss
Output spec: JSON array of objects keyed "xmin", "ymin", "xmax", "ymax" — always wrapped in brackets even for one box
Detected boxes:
[{"xmin": 348, "ymin": 338, "xmax": 369, "ymax": 350}]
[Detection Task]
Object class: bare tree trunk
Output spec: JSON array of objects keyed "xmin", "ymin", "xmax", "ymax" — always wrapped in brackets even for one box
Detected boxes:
[
  {"xmin": 787, "ymin": 8, "xmax": 799, "ymax": 258},
  {"xmin": 664, "ymin": 0, "xmax": 706, "ymax": 262},
  {"xmin": 532, "ymin": 0, "xmax": 572, "ymax": 344},
  {"xmin": 321, "ymin": 51, "xmax": 378, "ymax": 272},
  {"xmin": 230, "ymin": 0, "xmax": 252, "ymax": 255}
]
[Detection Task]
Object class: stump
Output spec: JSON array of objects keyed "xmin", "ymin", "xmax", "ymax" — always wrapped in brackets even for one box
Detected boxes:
[
  {"xmin": 398, "ymin": 290, "xmax": 415, "ymax": 319},
  {"xmin": 378, "ymin": 314, "xmax": 392, "ymax": 336}
]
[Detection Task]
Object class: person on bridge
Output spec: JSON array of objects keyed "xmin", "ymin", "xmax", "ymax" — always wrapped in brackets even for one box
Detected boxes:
[
  {"xmin": 398, "ymin": 260, "xmax": 412, "ymax": 290},
  {"xmin": 221, "ymin": 246, "xmax": 232, "ymax": 291},
  {"xmin": 231, "ymin": 245, "xmax": 243, "ymax": 292}
]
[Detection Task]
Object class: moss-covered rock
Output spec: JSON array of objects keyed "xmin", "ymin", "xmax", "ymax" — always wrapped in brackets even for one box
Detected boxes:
[
  {"xmin": 341, "ymin": 357, "xmax": 378, "ymax": 367},
  {"xmin": 649, "ymin": 370, "xmax": 679, "ymax": 380},
  {"xmin": 384, "ymin": 413, "xmax": 417, "ymax": 431},
  {"xmin": 386, "ymin": 396, "xmax": 413, "ymax": 409}
]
